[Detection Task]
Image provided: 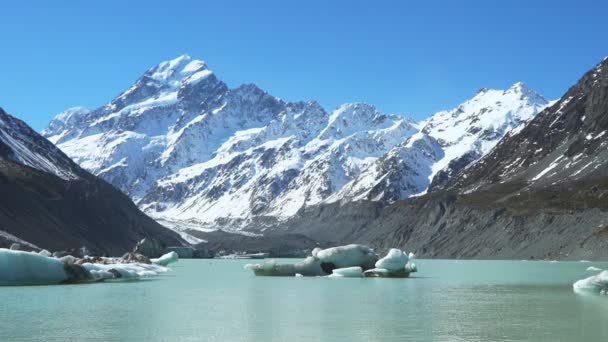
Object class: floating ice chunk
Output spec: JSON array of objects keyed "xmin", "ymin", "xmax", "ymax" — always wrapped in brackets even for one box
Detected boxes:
[
  {"xmin": 375, "ymin": 248, "xmax": 409, "ymax": 271},
  {"xmin": 363, "ymin": 268, "xmax": 410, "ymax": 278},
  {"xmin": 0, "ymin": 249, "xmax": 68, "ymax": 286},
  {"xmin": 573, "ymin": 271, "xmax": 608, "ymax": 294},
  {"xmin": 0, "ymin": 248, "xmax": 173, "ymax": 286},
  {"xmin": 151, "ymin": 251, "xmax": 179, "ymax": 266},
  {"xmin": 245, "ymin": 259, "xmax": 296, "ymax": 276},
  {"xmin": 293, "ymin": 256, "xmax": 326, "ymax": 276},
  {"xmin": 82, "ymin": 263, "xmax": 169, "ymax": 280},
  {"xmin": 328, "ymin": 266, "xmax": 363, "ymax": 278},
  {"xmin": 245, "ymin": 244, "xmax": 388, "ymax": 277},
  {"xmin": 405, "ymin": 261, "xmax": 418, "ymax": 273},
  {"xmin": 315, "ymin": 244, "xmax": 378, "ymax": 270},
  {"xmin": 587, "ymin": 266, "xmax": 603, "ymax": 272},
  {"xmin": 408, "ymin": 252, "xmax": 416, "ymax": 259}
]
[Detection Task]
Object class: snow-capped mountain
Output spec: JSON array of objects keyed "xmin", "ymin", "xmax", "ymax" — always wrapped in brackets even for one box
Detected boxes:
[
  {"xmin": 453, "ymin": 56, "xmax": 608, "ymax": 192},
  {"xmin": 43, "ymin": 55, "xmax": 420, "ymax": 232},
  {"xmin": 43, "ymin": 54, "xmax": 547, "ymax": 233},
  {"xmin": 328, "ymin": 83, "xmax": 548, "ymax": 202}
]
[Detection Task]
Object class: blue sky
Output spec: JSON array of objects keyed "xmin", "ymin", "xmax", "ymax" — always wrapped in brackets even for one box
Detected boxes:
[{"xmin": 1, "ymin": 0, "xmax": 607, "ymax": 131}]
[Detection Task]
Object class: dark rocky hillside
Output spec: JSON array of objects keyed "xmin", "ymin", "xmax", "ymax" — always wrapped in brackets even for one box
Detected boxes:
[{"xmin": 0, "ymin": 108, "xmax": 184, "ymax": 255}]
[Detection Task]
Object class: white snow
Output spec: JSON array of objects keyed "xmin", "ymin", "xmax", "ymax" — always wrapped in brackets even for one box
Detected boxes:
[{"xmin": 531, "ymin": 155, "xmax": 564, "ymax": 181}]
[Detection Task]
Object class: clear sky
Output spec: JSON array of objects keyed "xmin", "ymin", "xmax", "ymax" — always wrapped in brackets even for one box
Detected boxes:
[{"xmin": 1, "ymin": 0, "xmax": 607, "ymax": 131}]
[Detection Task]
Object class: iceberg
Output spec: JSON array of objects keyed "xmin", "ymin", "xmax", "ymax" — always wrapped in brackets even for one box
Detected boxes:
[
  {"xmin": 375, "ymin": 248, "xmax": 409, "ymax": 271},
  {"xmin": 0, "ymin": 249, "xmax": 71, "ymax": 286},
  {"xmin": 328, "ymin": 266, "xmax": 363, "ymax": 278},
  {"xmin": 151, "ymin": 251, "xmax": 179, "ymax": 266},
  {"xmin": 363, "ymin": 248, "xmax": 415, "ymax": 278},
  {"xmin": 245, "ymin": 245, "xmax": 378, "ymax": 277},
  {"xmin": 586, "ymin": 266, "xmax": 603, "ymax": 272},
  {"xmin": 244, "ymin": 244, "xmax": 418, "ymax": 278},
  {"xmin": 573, "ymin": 271, "xmax": 608, "ymax": 295},
  {"xmin": 313, "ymin": 244, "xmax": 378, "ymax": 272},
  {"xmin": 82, "ymin": 263, "xmax": 169, "ymax": 281},
  {"xmin": 0, "ymin": 248, "xmax": 172, "ymax": 286},
  {"xmin": 244, "ymin": 259, "xmax": 296, "ymax": 277}
]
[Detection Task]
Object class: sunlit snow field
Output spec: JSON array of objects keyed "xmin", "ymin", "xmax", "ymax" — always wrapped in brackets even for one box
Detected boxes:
[{"xmin": 1, "ymin": 259, "xmax": 608, "ymax": 341}]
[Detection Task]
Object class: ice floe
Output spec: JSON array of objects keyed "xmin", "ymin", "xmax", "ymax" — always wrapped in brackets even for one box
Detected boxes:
[
  {"xmin": 245, "ymin": 245, "xmax": 417, "ymax": 278},
  {"xmin": 328, "ymin": 267, "xmax": 364, "ymax": 278},
  {"xmin": 586, "ymin": 266, "xmax": 603, "ymax": 272},
  {"xmin": 0, "ymin": 248, "xmax": 174, "ymax": 286},
  {"xmin": 375, "ymin": 248, "xmax": 409, "ymax": 271},
  {"xmin": 573, "ymin": 271, "xmax": 608, "ymax": 295},
  {"xmin": 0, "ymin": 249, "xmax": 71, "ymax": 286},
  {"xmin": 151, "ymin": 251, "xmax": 179, "ymax": 266}
]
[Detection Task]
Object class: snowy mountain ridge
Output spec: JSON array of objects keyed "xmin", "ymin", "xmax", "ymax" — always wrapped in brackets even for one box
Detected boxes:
[
  {"xmin": 43, "ymin": 55, "xmax": 549, "ymax": 233},
  {"xmin": 1, "ymin": 108, "xmax": 80, "ymax": 180}
]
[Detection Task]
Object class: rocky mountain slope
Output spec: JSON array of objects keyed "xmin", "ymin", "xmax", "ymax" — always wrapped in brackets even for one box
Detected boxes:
[
  {"xmin": 0, "ymin": 108, "xmax": 183, "ymax": 255},
  {"xmin": 44, "ymin": 55, "xmax": 547, "ymax": 236}
]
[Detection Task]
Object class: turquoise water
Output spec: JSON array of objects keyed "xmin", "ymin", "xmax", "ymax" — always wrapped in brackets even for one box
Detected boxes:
[{"xmin": 1, "ymin": 259, "xmax": 608, "ymax": 341}]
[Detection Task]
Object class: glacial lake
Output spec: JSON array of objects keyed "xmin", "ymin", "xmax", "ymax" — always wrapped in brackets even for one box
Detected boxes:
[{"xmin": 1, "ymin": 259, "xmax": 608, "ymax": 341}]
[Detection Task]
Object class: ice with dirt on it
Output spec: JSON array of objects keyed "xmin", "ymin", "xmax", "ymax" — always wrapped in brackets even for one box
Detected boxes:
[
  {"xmin": 82, "ymin": 263, "xmax": 169, "ymax": 281},
  {"xmin": 0, "ymin": 248, "xmax": 173, "ymax": 286},
  {"xmin": 329, "ymin": 266, "xmax": 364, "ymax": 278},
  {"xmin": 573, "ymin": 271, "xmax": 608, "ymax": 295},
  {"xmin": 151, "ymin": 251, "xmax": 179, "ymax": 266}
]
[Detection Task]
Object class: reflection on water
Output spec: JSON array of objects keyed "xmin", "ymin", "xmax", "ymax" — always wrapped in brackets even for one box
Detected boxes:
[{"xmin": 1, "ymin": 259, "xmax": 608, "ymax": 341}]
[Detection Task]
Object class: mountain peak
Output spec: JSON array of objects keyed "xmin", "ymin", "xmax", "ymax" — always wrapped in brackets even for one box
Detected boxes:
[
  {"xmin": 144, "ymin": 54, "xmax": 211, "ymax": 84},
  {"xmin": 509, "ymin": 81, "xmax": 526, "ymax": 91}
]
